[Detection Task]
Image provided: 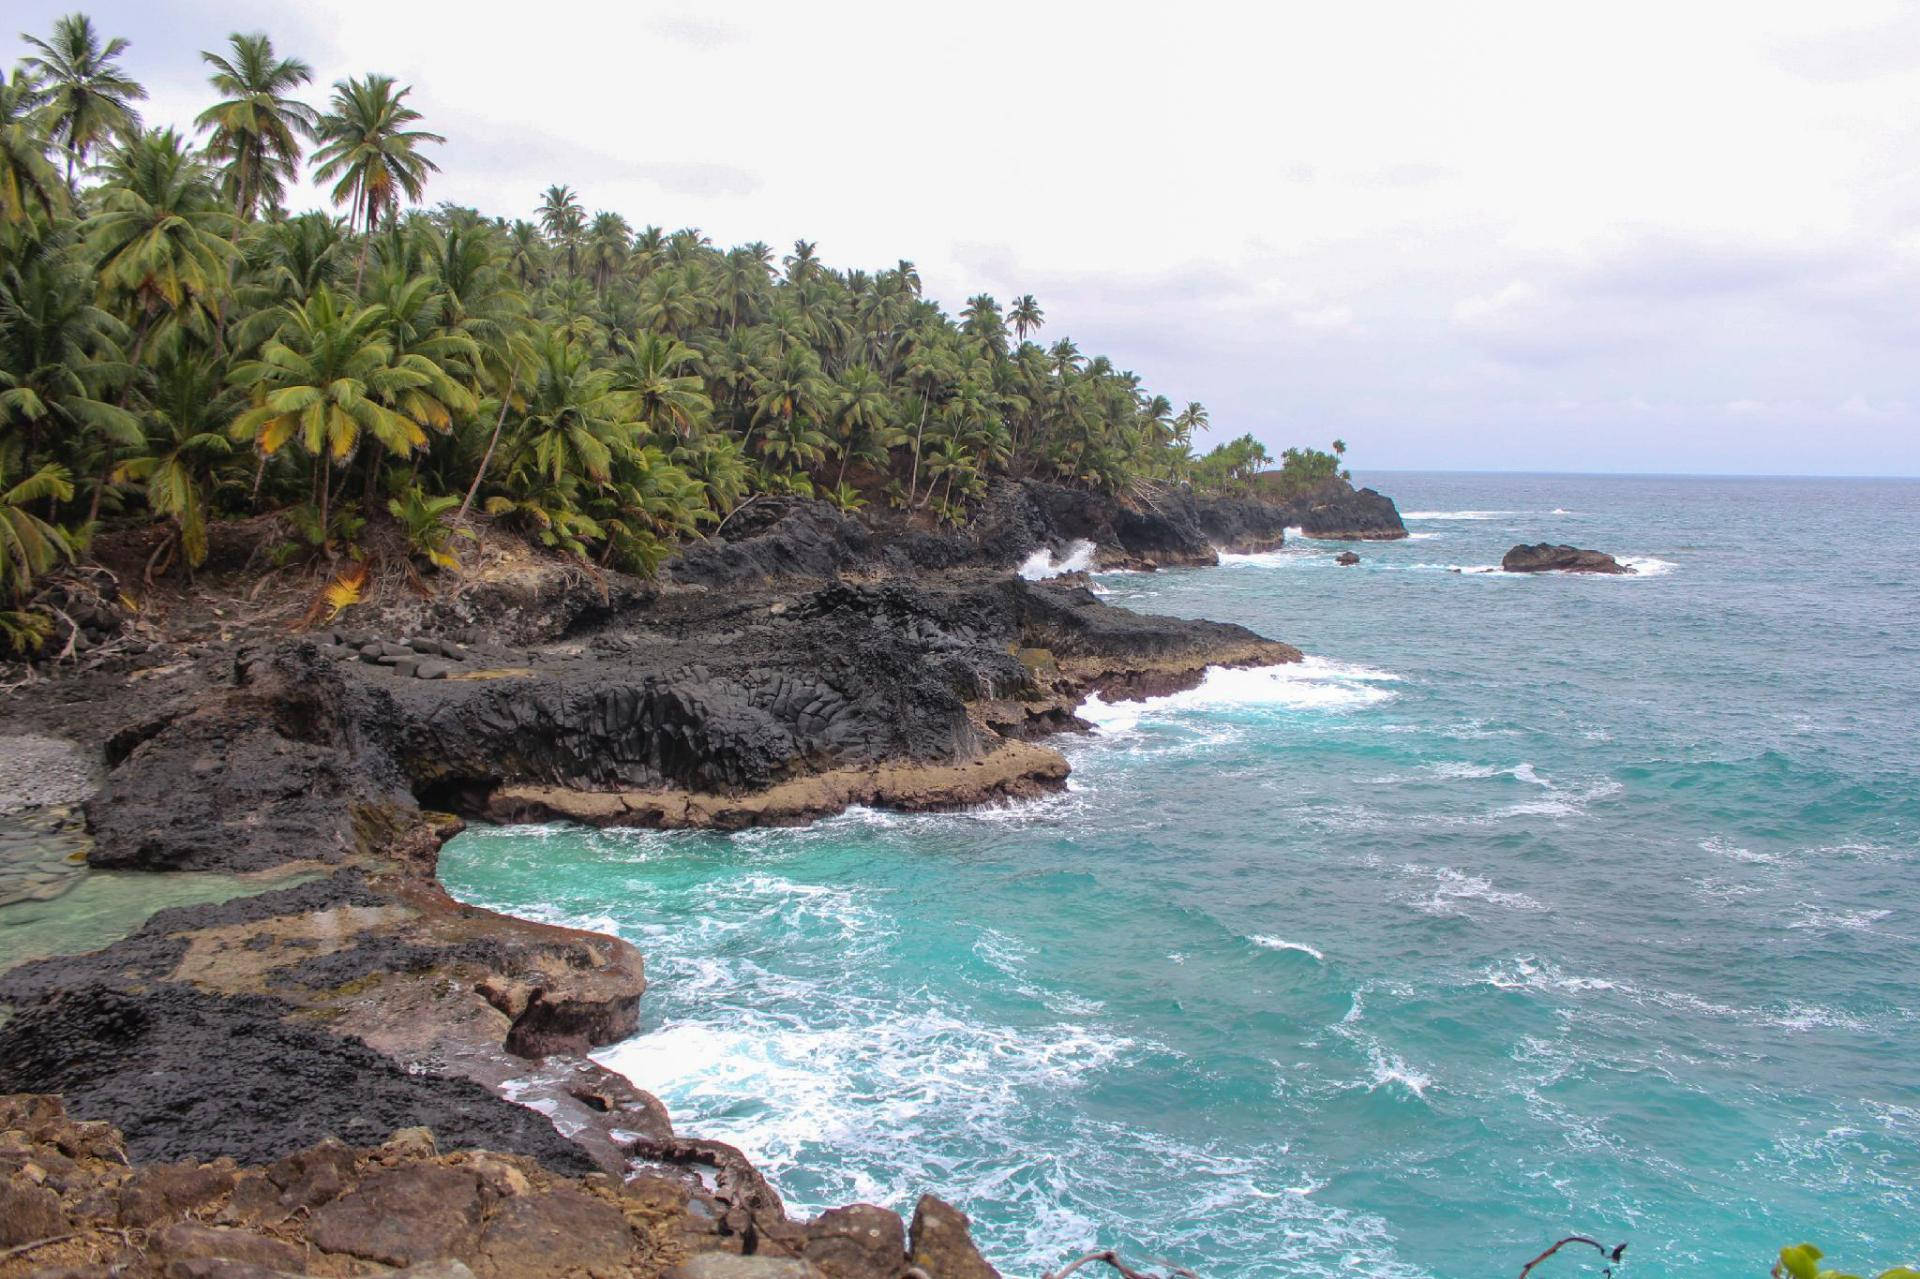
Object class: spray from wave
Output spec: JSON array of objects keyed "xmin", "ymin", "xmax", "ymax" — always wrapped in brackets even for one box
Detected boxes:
[{"xmin": 1018, "ymin": 539, "xmax": 1097, "ymax": 579}]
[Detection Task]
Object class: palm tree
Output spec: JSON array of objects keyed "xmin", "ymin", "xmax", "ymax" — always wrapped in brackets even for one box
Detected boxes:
[
  {"xmin": 1009, "ymin": 294, "xmax": 1044, "ymax": 342},
  {"xmin": 115, "ymin": 346, "xmax": 237, "ymax": 573},
  {"xmin": 83, "ymin": 129, "xmax": 236, "ymax": 356},
  {"xmin": 195, "ymin": 33, "xmax": 317, "ymax": 225},
  {"xmin": 747, "ymin": 345, "xmax": 828, "ymax": 460},
  {"xmin": 20, "ymin": 13, "xmax": 146, "ymax": 186},
  {"xmin": 610, "ymin": 333, "xmax": 711, "ymax": 440},
  {"xmin": 783, "ymin": 239, "xmax": 821, "ymax": 286},
  {"xmin": 0, "ymin": 70, "xmax": 64, "ymax": 229},
  {"xmin": 0, "ymin": 241, "xmax": 140, "ymax": 477},
  {"xmin": 536, "ymin": 184, "xmax": 584, "ymax": 275},
  {"xmin": 510, "ymin": 334, "xmax": 631, "ymax": 484},
  {"xmin": 1173, "ymin": 401, "xmax": 1209, "ymax": 450},
  {"xmin": 229, "ymin": 285, "xmax": 433, "ymax": 532},
  {"xmin": 584, "ymin": 210, "xmax": 631, "ymax": 292},
  {"xmin": 504, "ymin": 219, "xmax": 546, "ymax": 287},
  {"xmin": 0, "ymin": 447, "xmax": 73, "ymax": 608},
  {"xmin": 960, "ymin": 293, "xmax": 1007, "ymax": 359},
  {"xmin": 827, "ymin": 364, "xmax": 891, "ymax": 489},
  {"xmin": 311, "ymin": 75, "xmax": 444, "ymax": 289}
]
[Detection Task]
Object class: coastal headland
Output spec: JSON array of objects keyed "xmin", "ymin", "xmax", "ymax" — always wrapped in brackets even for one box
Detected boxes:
[{"xmin": 0, "ymin": 478, "xmax": 1402, "ymax": 1278}]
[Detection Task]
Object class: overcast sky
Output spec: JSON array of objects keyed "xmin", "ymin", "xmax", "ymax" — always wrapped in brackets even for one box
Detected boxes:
[{"xmin": 17, "ymin": 0, "xmax": 1920, "ymax": 475}]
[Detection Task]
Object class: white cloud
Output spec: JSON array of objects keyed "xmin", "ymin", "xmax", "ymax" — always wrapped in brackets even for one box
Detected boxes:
[{"xmin": 17, "ymin": 0, "xmax": 1920, "ymax": 474}]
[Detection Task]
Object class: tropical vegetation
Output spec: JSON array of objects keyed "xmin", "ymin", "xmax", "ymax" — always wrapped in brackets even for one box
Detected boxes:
[{"xmin": 0, "ymin": 13, "xmax": 1348, "ymax": 650}]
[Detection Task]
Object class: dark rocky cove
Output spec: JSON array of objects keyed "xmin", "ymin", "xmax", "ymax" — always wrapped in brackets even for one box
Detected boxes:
[{"xmin": 0, "ymin": 478, "xmax": 1401, "ymax": 1278}]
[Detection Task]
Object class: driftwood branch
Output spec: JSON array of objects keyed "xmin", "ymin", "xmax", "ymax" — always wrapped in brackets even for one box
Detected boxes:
[
  {"xmin": 1518, "ymin": 1236, "xmax": 1627, "ymax": 1278},
  {"xmin": 1044, "ymin": 1250, "xmax": 1199, "ymax": 1279}
]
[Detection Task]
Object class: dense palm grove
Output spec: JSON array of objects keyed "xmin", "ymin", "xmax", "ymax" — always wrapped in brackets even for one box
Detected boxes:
[{"xmin": 0, "ymin": 15, "xmax": 1338, "ymax": 652}]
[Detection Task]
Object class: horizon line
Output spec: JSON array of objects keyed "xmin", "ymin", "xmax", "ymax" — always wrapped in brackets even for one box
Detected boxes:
[{"xmin": 1348, "ymin": 467, "xmax": 1920, "ymax": 482}]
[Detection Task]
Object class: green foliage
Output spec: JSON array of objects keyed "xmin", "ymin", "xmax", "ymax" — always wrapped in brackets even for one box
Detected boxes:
[
  {"xmin": 0, "ymin": 8, "xmax": 1357, "ymax": 629},
  {"xmin": 387, "ymin": 483, "xmax": 466, "ymax": 570},
  {"xmin": 1776, "ymin": 1243, "xmax": 1920, "ymax": 1279},
  {"xmin": 1766, "ymin": 1236, "xmax": 1920, "ymax": 1275}
]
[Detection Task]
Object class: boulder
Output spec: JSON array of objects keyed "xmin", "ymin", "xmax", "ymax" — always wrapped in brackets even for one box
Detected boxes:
[
  {"xmin": 1334, "ymin": 551, "xmax": 1359, "ymax": 566},
  {"xmin": 908, "ymin": 1195, "xmax": 999, "ymax": 1279},
  {"xmin": 1501, "ymin": 543, "xmax": 1633, "ymax": 574},
  {"xmin": 802, "ymin": 1204, "xmax": 907, "ymax": 1279}
]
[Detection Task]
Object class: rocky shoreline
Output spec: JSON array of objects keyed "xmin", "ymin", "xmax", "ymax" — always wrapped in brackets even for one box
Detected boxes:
[{"xmin": 0, "ymin": 478, "xmax": 1401, "ymax": 1278}]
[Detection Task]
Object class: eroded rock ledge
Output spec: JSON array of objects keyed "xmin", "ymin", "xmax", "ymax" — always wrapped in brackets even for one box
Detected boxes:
[{"xmin": 0, "ymin": 1092, "xmax": 1000, "ymax": 1279}]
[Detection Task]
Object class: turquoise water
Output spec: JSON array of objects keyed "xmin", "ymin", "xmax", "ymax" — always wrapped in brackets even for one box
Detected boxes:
[{"xmin": 442, "ymin": 473, "xmax": 1920, "ymax": 1278}]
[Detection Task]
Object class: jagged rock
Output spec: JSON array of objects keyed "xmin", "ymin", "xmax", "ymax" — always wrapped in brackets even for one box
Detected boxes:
[
  {"xmin": 909, "ymin": 1195, "xmax": 1000, "ymax": 1279},
  {"xmin": 117, "ymin": 1160, "xmax": 237, "ymax": 1226},
  {"xmin": 0, "ymin": 1172, "xmax": 64, "ymax": 1245},
  {"xmin": 1292, "ymin": 484, "xmax": 1406, "ymax": 540},
  {"xmin": 306, "ymin": 1164, "xmax": 485, "ymax": 1266},
  {"xmin": 471, "ymin": 1183, "xmax": 633, "ymax": 1278},
  {"xmin": 155, "ymin": 1222, "xmax": 308, "ymax": 1271},
  {"xmin": 802, "ymin": 1203, "xmax": 907, "ymax": 1279},
  {"xmin": 1501, "ymin": 543, "xmax": 1633, "ymax": 574}
]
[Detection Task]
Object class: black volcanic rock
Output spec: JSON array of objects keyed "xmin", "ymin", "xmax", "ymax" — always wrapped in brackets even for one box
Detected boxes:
[
  {"xmin": 1501, "ymin": 543, "xmax": 1633, "ymax": 574},
  {"xmin": 1290, "ymin": 483, "xmax": 1407, "ymax": 540}
]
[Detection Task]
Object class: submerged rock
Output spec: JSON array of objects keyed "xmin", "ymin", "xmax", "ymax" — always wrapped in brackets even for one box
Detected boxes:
[{"xmin": 1501, "ymin": 543, "xmax": 1634, "ymax": 574}]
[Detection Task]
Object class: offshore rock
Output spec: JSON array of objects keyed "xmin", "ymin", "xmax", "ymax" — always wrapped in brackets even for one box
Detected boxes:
[{"xmin": 1501, "ymin": 543, "xmax": 1634, "ymax": 574}]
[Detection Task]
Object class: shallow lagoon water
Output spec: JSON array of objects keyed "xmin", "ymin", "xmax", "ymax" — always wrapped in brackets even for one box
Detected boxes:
[{"xmin": 443, "ymin": 473, "xmax": 1920, "ymax": 1277}]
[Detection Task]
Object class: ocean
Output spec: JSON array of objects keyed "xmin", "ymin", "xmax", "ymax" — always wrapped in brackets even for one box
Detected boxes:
[{"xmin": 441, "ymin": 472, "xmax": 1920, "ymax": 1278}]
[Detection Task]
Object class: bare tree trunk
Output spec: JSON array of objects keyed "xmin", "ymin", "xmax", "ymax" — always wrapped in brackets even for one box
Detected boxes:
[{"xmin": 457, "ymin": 370, "xmax": 517, "ymax": 524}]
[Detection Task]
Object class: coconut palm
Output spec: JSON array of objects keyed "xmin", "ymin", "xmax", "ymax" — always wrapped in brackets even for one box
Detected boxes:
[
  {"xmin": 115, "ymin": 345, "xmax": 237, "ymax": 572},
  {"xmin": 0, "ymin": 446, "xmax": 73, "ymax": 606},
  {"xmin": 0, "ymin": 69, "xmax": 64, "ymax": 229},
  {"xmin": 83, "ymin": 129, "xmax": 236, "ymax": 355},
  {"xmin": 510, "ymin": 334, "xmax": 631, "ymax": 485},
  {"xmin": 584, "ymin": 210, "xmax": 631, "ymax": 292},
  {"xmin": 311, "ymin": 75, "xmax": 443, "ymax": 289},
  {"xmin": 748, "ymin": 345, "xmax": 828, "ymax": 459},
  {"xmin": 229, "ymin": 285, "xmax": 434, "ymax": 530},
  {"xmin": 1009, "ymin": 294, "xmax": 1044, "ymax": 342},
  {"xmin": 1172, "ymin": 401, "xmax": 1209, "ymax": 450},
  {"xmin": 827, "ymin": 364, "xmax": 892, "ymax": 489},
  {"xmin": 536, "ymin": 184, "xmax": 584, "ymax": 276},
  {"xmin": 195, "ymin": 34, "xmax": 316, "ymax": 225},
  {"xmin": 0, "ymin": 241, "xmax": 140, "ymax": 473},
  {"xmin": 20, "ymin": 13, "xmax": 146, "ymax": 185},
  {"xmin": 610, "ymin": 333, "xmax": 711, "ymax": 441}
]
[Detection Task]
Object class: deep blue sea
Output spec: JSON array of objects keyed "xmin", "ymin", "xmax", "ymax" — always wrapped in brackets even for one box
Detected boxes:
[{"xmin": 442, "ymin": 472, "xmax": 1920, "ymax": 1279}]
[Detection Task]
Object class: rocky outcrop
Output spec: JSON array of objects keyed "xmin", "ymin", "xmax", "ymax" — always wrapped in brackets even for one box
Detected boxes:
[
  {"xmin": 1335, "ymin": 551, "xmax": 1360, "ymax": 566},
  {"xmin": 1283, "ymin": 481, "xmax": 1407, "ymax": 540},
  {"xmin": 72, "ymin": 572, "xmax": 1295, "ymax": 867},
  {"xmin": 0, "ymin": 1094, "xmax": 998, "ymax": 1279},
  {"xmin": 1501, "ymin": 543, "xmax": 1633, "ymax": 574}
]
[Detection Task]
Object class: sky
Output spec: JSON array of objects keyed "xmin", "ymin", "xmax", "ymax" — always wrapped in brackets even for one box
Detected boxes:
[{"xmin": 16, "ymin": 0, "xmax": 1920, "ymax": 476}]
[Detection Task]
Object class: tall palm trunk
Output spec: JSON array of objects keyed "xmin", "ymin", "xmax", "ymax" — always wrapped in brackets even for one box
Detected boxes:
[{"xmin": 906, "ymin": 392, "xmax": 930, "ymax": 506}]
